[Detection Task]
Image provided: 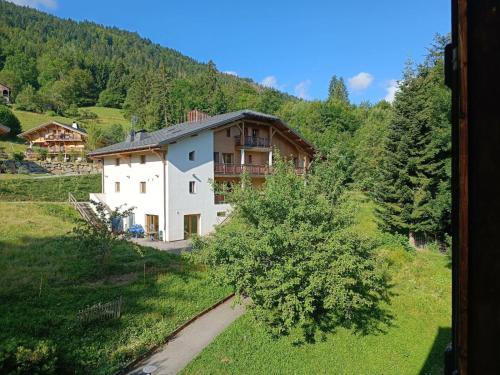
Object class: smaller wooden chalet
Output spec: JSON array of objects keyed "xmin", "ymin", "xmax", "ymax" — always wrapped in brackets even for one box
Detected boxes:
[
  {"xmin": 18, "ymin": 121, "xmax": 87, "ymax": 155},
  {"xmin": 0, "ymin": 83, "xmax": 10, "ymax": 104},
  {"xmin": 0, "ymin": 123, "xmax": 10, "ymax": 136}
]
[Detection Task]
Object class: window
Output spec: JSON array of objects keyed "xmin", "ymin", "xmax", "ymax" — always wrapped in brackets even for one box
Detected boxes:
[
  {"xmin": 226, "ymin": 128, "xmax": 231, "ymax": 137},
  {"xmin": 222, "ymin": 153, "xmax": 233, "ymax": 164},
  {"xmin": 115, "ymin": 182, "xmax": 120, "ymax": 192},
  {"xmin": 140, "ymin": 181, "xmax": 146, "ymax": 193},
  {"xmin": 189, "ymin": 151, "xmax": 195, "ymax": 161},
  {"xmin": 247, "ymin": 154, "xmax": 253, "ymax": 164},
  {"xmin": 140, "ymin": 155, "xmax": 146, "ymax": 164},
  {"xmin": 115, "ymin": 158, "xmax": 120, "ymax": 166},
  {"xmin": 217, "ymin": 211, "xmax": 226, "ymax": 217},
  {"xmin": 214, "ymin": 152, "xmax": 220, "ymax": 163},
  {"xmin": 189, "ymin": 181, "xmax": 196, "ymax": 194},
  {"xmin": 252, "ymin": 128, "xmax": 259, "ymax": 137}
]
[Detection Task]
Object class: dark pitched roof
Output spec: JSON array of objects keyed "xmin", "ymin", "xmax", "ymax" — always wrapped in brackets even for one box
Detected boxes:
[
  {"xmin": 18, "ymin": 121, "xmax": 88, "ymax": 138},
  {"xmin": 88, "ymin": 110, "xmax": 315, "ymax": 157}
]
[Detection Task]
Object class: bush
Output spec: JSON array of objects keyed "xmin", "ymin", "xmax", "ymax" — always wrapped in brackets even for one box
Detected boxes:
[
  {"xmin": 15, "ymin": 84, "xmax": 43, "ymax": 113},
  {"xmin": 97, "ymin": 89, "xmax": 123, "ymax": 108},
  {"xmin": 12, "ymin": 152, "xmax": 25, "ymax": 162},
  {"xmin": 0, "ymin": 339, "xmax": 58, "ymax": 375},
  {"xmin": 63, "ymin": 104, "xmax": 79, "ymax": 118},
  {"xmin": 77, "ymin": 109, "xmax": 98, "ymax": 120},
  {"xmin": 0, "ymin": 105, "xmax": 22, "ymax": 137}
]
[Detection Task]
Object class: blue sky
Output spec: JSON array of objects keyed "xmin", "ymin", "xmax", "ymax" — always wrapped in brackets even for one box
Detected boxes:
[{"xmin": 10, "ymin": 0, "xmax": 450, "ymax": 103}]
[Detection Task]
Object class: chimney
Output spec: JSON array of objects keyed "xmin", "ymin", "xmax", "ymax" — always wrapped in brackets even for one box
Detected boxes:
[
  {"xmin": 187, "ymin": 110, "xmax": 210, "ymax": 123},
  {"xmin": 72, "ymin": 121, "xmax": 78, "ymax": 129},
  {"xmin": 126, "ymin": 129, "xmax": 135, "ymax": 142}
]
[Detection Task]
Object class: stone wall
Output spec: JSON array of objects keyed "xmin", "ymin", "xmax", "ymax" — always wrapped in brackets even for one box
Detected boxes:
[{"xmin": 0, "ymin": 159, "xmax": 101, "ymax": 175}]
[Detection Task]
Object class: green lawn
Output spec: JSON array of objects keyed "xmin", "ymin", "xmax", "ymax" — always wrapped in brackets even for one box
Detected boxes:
[
  {"xmin": 0, "ymin": 202, "xmax": 230, "ymax": 374},
  {"xmin": 181, "ymin": 195, "xmax": 452, "ymax": 375},
  {"xmin": 0, "ymin": 174, "xmax": 101, "ymax": 201}
]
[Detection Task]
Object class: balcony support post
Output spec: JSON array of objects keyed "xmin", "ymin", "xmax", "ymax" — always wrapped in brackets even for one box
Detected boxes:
[{"xmin": 240, "ymin": 149, "xmax": 245, "ymax": 165}]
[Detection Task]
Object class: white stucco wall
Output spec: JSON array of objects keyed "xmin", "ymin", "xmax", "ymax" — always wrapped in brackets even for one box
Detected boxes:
[
  {"xmin": 166, "ymin": 130, "xmax": 231, "ymax": 241},
  {"xmin": 100, "ymin": 152, "xmax": 166, "ymax": 238}
]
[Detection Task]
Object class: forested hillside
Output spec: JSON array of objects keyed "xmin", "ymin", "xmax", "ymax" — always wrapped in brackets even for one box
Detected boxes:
[{"xmin": 0, "ymin": 0, "xmax": 294, "ymax": 128}]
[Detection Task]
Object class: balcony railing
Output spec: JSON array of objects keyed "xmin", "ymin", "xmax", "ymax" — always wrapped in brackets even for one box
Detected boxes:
[
  {"xmin": 235, "ymin": 136, "xmax": 270, "ymax": 148},
  {"xmin": 44, "ymin": 133, "xmax": 79, "ymax": 141},
  {"xmin": 215, "ymin": 163, "xmax": 269, "ymax": 176},
  {"xmin": 214, "ymin": 163, "xmax": 306, "ymax": 176}
]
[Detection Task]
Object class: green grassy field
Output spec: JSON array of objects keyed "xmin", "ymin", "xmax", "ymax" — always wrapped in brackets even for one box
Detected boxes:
[
  {"xmin": 181, "ymin": 195, "xmax": 451, "ymax": 375},
  {"xmin": 0, "ymin": 202, "xmax": 230, "ymax": 374},
  {"xmin": 0, "ymin": 174, "xmax": 101, "ymax": 201}
]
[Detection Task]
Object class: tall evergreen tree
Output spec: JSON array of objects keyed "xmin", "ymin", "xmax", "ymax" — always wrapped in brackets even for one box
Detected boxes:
[
  {"xmin": 328, "ymin": 75, "xmax": 349, "ymax": 104},
  {"xmin": 374, "ymin": 37, "xmax": 451, "ymax": 244}
]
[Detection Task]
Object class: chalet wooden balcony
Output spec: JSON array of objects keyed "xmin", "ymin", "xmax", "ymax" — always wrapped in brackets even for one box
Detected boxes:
[
  {"xmin": 235, "ymin": 136, "xmax": 270, "ymax": 148},
  {"xmin": 215, "ymin": 163, "xmax": 269, "ymax": 176},
  {"xmin": 214, "ymin": 163, "xmax": 306, "ymax": 176},
  {"xmin": 44, "ymin": 133, "xmax": 79, "ymax": 141}
]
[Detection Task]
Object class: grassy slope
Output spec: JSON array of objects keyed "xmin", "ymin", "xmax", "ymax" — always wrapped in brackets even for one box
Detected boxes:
[
  {"xmin": 12, "ymin": 106, "xmax": 129, "ymax": 131},
  {"xmin": 0, "ymin": 202, "xmax": 230, "ymax": 374},
  {"xmin": 0, "ymin": 174, "xmax": 101, "ymax": 201},
  {"xmin": 0, "ymin": 107, "xmax": 129, "ymax": 154},
  {"xmin": 182, "ymin": 194, "xmax": 451, "ymax": 375}
]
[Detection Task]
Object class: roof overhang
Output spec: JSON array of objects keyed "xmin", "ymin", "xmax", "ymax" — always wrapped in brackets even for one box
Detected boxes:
[
  {"xmin": 88, "ymin": 145, "xmax": 165, "ymax": 159},
  {"xmin": 18, "ymin": 121, "xmax": 88, "ymax": 139}
]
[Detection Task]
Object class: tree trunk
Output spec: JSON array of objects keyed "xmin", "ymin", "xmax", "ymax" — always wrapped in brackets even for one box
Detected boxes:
[{"xmin": 409, "ymin": 231, "xmax": 417, "ymax": 249}]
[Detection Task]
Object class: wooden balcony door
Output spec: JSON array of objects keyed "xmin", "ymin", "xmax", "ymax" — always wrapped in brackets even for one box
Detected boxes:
[{"xmin": 184, "ymin": 214, "xmax": 200, "ymax": 239}]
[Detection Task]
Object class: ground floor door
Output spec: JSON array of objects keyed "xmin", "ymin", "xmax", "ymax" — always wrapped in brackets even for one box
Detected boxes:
[
  {"xmin": 184, "ymin": 214, "xmax": 200, "ymax": 239},
  {"xmin": 145, "ymin": 214, "xmax": 159, "ymax": 240}
]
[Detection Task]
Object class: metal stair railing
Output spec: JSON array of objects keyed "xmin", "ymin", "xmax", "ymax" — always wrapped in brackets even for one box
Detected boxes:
[{"xmin": 68, "ymin": 192, "xmax": 95, "ymax": 224}]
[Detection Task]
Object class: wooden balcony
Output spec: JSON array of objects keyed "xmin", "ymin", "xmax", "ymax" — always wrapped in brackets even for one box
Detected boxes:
[
  {"xmin": 214, "ymin": 163, "xmax": 305, "ymax": 176},
  {"xmin": 235, "ymin": 136, "xmax": 270, "ymax": 148},
  {"xmin": 44, "ymin": 133, "xmax": 80, "ymax": 141}
]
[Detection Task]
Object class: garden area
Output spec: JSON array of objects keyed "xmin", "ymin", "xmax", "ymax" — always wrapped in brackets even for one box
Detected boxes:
[{"xmin": 0, "ymin": 202, "xmax": 230, "ymax": 374}]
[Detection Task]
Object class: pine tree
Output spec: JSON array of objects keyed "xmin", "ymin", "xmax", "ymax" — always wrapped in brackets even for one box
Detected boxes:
[
  {"xmin": 374, "ymin": 36, "xmax": 451, "ymax": 244},
  {"xmin": 328, "ymin": 75, "xmax": 349, "ymax": 104}
]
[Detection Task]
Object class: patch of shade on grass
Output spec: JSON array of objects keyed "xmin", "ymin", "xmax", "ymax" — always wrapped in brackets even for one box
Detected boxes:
[{"xmin": 0, "ymin": 202, "xmax": 230, "ymax": 374}]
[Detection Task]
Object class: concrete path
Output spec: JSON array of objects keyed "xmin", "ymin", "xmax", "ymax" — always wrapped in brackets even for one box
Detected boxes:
[
  {"xmin": 126, "ymin": 296, "xmax": 245, "ymax": 375},
  {"xmin": 130, "ymin": 238, "xmax": 192, "ymax": 255}
]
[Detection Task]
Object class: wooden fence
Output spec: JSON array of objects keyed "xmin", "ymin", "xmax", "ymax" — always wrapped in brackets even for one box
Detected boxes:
[{"xmin": 77, "ymin": 297, "xmax": 123, "ymax": 324}]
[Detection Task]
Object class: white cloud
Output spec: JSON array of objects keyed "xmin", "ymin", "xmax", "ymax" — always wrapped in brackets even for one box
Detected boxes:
[
  {"xmin": 261, "ymin": 75, "xmax": 278, "ymax": 89},
  {"xmin": 294, "ymin": 80, "xmax": 312, "ymax": 100},
  {"xmin": 7, "ymin": 0, "xmax": 57, "ymax": 9},
  {"xmin": 384, "ymin": 79, "xmax": 399, "ymax": 103},
  {"xmin": 223, "ymin": 71, "xmax": 238, "ymax": 76},
  {"xmin": 348, "ymin": 72, "xmax": 374, "ymax": 92}
]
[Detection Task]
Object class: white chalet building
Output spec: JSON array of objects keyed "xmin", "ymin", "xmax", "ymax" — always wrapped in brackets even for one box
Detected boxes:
[{"xmin": 88, "ymin": 110, "xmax": 315, "ymax": 242}]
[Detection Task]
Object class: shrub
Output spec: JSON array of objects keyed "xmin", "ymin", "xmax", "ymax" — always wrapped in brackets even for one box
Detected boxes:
[
  {"xmin": 77, "ymin": 109, "xmax": 98, "ymax": 120},
  {"xmin": 0, "ymin": 105, "xmax": 22, "ymax": 136},
  {"xmin": 12, "ymin": 152, "xmax": 24, "ymax": 162},
  {"xmin": 63, "ymin": 104, "xmax": 79, "ymax": 118},
  {"xmin": 0, "ymin": 339, "xmax": 58, "ymax": 375},
  {"xmin": 97, "ymin": 89, "xmax": 123, "ymax": 108},
  {"xmin": 193, "ymin": 157, "xmax": 389, "ymax": 340},
  {"xmin": 15, "ymin": 84, "xmax": 43, "ymax": 113}
]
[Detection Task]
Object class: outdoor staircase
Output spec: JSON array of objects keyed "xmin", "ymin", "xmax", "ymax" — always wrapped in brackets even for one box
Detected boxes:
[{"xmin": 68, "ymin": 192, "xmax": 99, "ymax": 226}]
